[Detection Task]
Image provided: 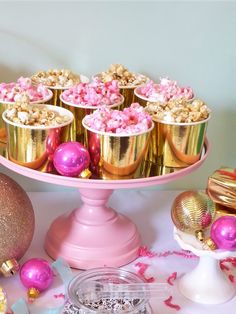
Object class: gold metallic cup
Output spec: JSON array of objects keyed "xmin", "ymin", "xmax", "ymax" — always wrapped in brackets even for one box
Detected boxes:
[
  {"xmin": 2, "ymin": 105, "xmax": 73, "ymax": 171},
  {"xmin": 93, "ymin": 73, "xmax": 148, "ymax": 109},
  {"xmin": 149, "ymin": 116, "xmax": 210, "ymax": 167},
  {"xmin": 45, "ymin": 75, "xmax": 89, "ymax": 107},
  {"xmin": 60, "ymin": 95, "xmax": 124, "ymax": 144},
  {"xmin": 0, "ymin": 90, "xmax": 53, "ymax": 144},
  {"xmin": 83, "ymin": 120, "xmax": 154, "ymax": 179},
  {"xmin": 119, "ymin": 85, "xmax": 140, "ymax": 109},
  {"xmin": 133, "ymin": 87, "xmax": 151, "ymax": 107}
]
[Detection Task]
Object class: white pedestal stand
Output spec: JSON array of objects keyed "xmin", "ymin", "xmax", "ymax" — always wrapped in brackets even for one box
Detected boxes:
[{"xmin": 174, "ymin": 227, "xmax": 236, "ymax": 304}]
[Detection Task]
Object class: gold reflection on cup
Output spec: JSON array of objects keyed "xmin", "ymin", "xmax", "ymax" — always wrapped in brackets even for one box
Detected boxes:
[
  {"xmin": 48, "ymin": 88, "xmax": 64, "ymax": 107},
  {"xmin": 149, "ymin": 117, "xmax": 209, "ymax": 167},
  {"xmin": 60, "ymin": 103, "xmax": 89, "ymax": 143},
  {"xmin": 0, "ymin": 103, "xmax": 8, "ymax": 143},
  {"xmin": 2, "ymin": 105, "xmax": 73, "ymax": 171},
  {"xmin": 83, "ymin": 122, "xmax": 154, "ymax": 179},
  {"xmin": 119, "ymin": 87, "xmax": 136, "ymax": 109}
]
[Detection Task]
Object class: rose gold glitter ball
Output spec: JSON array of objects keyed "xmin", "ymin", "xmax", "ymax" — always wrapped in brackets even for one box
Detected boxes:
[{"xmin": 0, "ymin": 173, "xmax": 35, "ymax": 266}]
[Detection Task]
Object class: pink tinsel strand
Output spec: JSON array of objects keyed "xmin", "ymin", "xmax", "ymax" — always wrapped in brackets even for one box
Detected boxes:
[
  {"xmin": 167, "ymin": 272, "xmax": 177, "ymax": 286},
  {"xmin": 155, "ymin": 249, "xmax": 197, "ymax": 259},
  {"xmin": 221, "ymin": 257, "xmax": 236, "ymax": 267},
  {"xmin": 164, "ymin": 296, "xmax": 181, "ymax": 311},
  {"xmin": 54, "ymin": 293, "xmax": 65, "ymax": 299},
  {"xmin": 138, "ymin": 246, "xmax": 157, "ymax": 258},
  {"xmin": 135, "ymin": 262, "xmax": 155, "ymax": 282},
  {"xmin": 220, "ymin": 261, "xmax": 230, "ymax": 271},
  {"xmin": 229, "ymin": 274, "xmax": 235, "ymax": 283},
  {"xmin": 138, "ymin": 247, "xmax": 197, "ymax": 259}
]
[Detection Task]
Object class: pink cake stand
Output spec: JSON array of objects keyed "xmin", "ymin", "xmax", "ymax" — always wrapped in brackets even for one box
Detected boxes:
[{"xmin": 0, "ymin": 140, "xmax": 209, "ymax": 269}]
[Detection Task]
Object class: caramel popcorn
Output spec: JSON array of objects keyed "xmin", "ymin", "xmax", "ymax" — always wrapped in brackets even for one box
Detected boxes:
[
  {"xmin": 145, "ymin": 98, "xmax": 210, "ymax": 123},
  {"xmin": 31, "ymin": 69, "xmax": 81, "ymax": 88},
  {"xmin": 99, "ymin": 64, "xmax": 148, "ymax": 87},
  {"xmin": 5, "ymin": 101, "xmax": 71, "ymax": 126}
]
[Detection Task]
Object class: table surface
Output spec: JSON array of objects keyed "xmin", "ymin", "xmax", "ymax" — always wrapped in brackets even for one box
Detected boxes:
[{"xmin": 1, "ymin": 190, "xmax": 236, "ymax": 314}]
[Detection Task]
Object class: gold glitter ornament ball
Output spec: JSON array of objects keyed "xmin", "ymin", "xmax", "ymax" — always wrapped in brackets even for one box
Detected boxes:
[
  {"xmin": 0, "ymin": 173, "xmax": 35, "ymax": 267},
  {"xmin": 171, "ymin": 191, "xmax": 216, "ymax": 238}
]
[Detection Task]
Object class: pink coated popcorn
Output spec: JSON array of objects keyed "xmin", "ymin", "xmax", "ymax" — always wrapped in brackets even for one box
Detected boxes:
[
  {"xmin": 61, "ymin": 79, "xmax": 122, "ymax": 107},
  {"xmin": 137, "ymin": 78, "xmax": 194, "ymax": 102},
  {"xmin": 0, "ymin": 77, "xmax": 51, "ymax": 103},
  {"xmin": 83, "ymin": 103, "xmax": 153, "ymax": 134}
]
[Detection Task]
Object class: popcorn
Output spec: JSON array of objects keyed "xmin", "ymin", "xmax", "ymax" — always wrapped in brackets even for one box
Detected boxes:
[
  {"xmin": 0, "ymin": 77, "xmax": 51, "ymax": 102},
  {"xmin": 61, "ymin": 79, "xmax": 122, "ymax": 106},
  {"xmin": 5, "ymin": 101, "xmax": 71, "ymax": 126},
  {"xmin": 99, "ymin": 64, "xmax": 148, "ymax": 87},
  {"xmin": 31, "ymin": 69, "xmax": 80, "ymax": 88},
  {"xmin": 83, "ymin": 103, "xmax": 152, "ymax": 134},
  {"xmin": 145, "ymin": 98, "xmax": 210, "ymax": 123},
  {"xmin": 137, "ymin": 78, "xmax": 194, "ymax": 102}
]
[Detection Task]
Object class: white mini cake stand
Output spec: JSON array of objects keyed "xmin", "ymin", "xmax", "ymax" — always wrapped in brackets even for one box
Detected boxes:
[{"xmin": 174, "ymin": 227, "xmax": 236, "ymax": 304}]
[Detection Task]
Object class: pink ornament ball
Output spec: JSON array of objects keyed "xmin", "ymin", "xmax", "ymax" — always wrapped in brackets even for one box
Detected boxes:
[
  {"xmin": 53, "ymin": 141, "xmax": 90, "ymax": 177},
  {"xmin": 20, "ymin": 258, "xmax": 53, "ymax": 292},
  {"xmin": 211, "ymin": 216, "xmax": 236, "ymax": 250}
]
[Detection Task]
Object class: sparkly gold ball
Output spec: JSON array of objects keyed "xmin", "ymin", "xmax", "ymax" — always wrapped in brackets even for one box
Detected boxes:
[
  {"xmin": 171, "ymin": 191, "xmax": 216, "ymax": 234},
  {"xmin": 0, "ymin": 174, "xmax": 35, "ymax": 266}
]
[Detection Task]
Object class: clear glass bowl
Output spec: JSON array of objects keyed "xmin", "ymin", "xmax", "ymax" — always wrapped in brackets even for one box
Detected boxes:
[{"xmin": 63, "ymin": 267, "xmax": 152, "ymax": 314}]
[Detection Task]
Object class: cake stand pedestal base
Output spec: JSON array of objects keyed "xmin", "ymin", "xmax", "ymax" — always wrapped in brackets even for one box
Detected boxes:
[
  {"xmin": 178, "ymin": 255, "xmax": 235, "ymax": 304},
  {"xmin": 174, "ymin": 227, "xmax": 236, "ymax": 304},
  {"xmin": 45, "ymin": 188, "xmax": 141, "ymax": 269}
]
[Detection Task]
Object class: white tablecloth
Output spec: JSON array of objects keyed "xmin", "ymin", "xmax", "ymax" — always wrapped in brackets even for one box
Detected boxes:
[{"xmin": 1, "ymin": 190, "xmax": 236, "ymax": 314}]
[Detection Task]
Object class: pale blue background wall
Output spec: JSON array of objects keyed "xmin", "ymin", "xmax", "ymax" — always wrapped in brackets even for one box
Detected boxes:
[{"xmin": 0, "ymin": 1, "xmax": 235, "ymax": 191}]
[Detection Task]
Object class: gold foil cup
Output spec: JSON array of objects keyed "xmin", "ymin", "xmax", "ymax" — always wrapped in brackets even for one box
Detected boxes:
[
  {"xmin": 83, "ymin": 120, "xmax": 154, "ymax": 179},
  {"xmin": 119, "ymin": 85, "xmax": 140, "ymax": 109},
  {"xmin": 150, "ymin": 116, "xmax": 210, "ymax": 167},
  {"xmin": 60, "ymin": 95, "xmax": 124, "ymax": 144},
  {"xmin": 93, "ymin": 73, "xmax": 148, "ymax": 109},
  {"xmin": 2, "ymin": 104, "xmax": 73, "ymax": 171},
  {"xmin": 0, "ymin": 90, "xmax": 53, "ymax": 144},
  {"xmin": 208, "ymin": 167, "xmax": 236, "ymax": 210},
  {"xmin": 45, "ymin": 75, "xmax": 89, "ymax": 107},
  {"xmin": 133, "ymin": 87, "xmax": 150, "ymax": 107}
]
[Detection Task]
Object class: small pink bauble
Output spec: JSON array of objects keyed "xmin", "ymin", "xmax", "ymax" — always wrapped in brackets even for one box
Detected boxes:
[
  {"xmin": 53, "ymin": 141, "xmax": 90, "ymax": 177},
  {"xmin": 20, "ymin": 258, "xmax": 53, "ymax": 292},
  {"xmin": 211, "ymin": 216, "xmax": 236, "ymax": 250}
]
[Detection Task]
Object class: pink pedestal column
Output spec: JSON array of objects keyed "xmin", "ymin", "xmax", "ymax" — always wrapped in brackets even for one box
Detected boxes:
[{"xmin": 45, "ymin": 188, "xmax": 141, "ymax": 269}]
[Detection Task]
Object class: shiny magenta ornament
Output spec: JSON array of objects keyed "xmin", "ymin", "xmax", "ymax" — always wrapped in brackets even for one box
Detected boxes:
[
  {"xmin": 53, "ymin": 141, "xmax": 90, "ymax": 177},
  {"xmin": 211, "ymin": 216, "xmax": 236, "ymax": 250},
  {"xmin": 20, "ymin": 258, "xmax": 53, "ymax": 300}
]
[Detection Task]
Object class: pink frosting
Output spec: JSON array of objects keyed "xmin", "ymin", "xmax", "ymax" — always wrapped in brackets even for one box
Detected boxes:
[
  {"xmin": 138, "ymin": 78, "xmax": 194, "ymax": 102},
  {"xmin": 84, "ymin": 103, "xmax": 152, "ymax": 134},
  {"xmin": 0, "ymin": 77, "xmax": 51, "ymax": 102},
  {"xmin": 61, "ymin": 79, "xmax": 122, "ymax": 107}
]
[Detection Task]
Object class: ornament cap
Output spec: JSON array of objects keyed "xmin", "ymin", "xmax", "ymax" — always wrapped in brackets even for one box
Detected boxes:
[
  {"xmin": 0, "ymin": 259, "xmax": 20, "ymax": 277},
  {"xmin": 28, "ymin": 287, "xmax": 40, "ymax": 301},
  {"xmin": 204, "ymin": 238, "xmax": 217, "ymax": 250},
  {"xmin": 79, "ymin": 168, "xmax": 92, "ymax": 179},
  {"xmin": 195, "ymin": 230, "xmax": 204, "ymax": 242}
]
